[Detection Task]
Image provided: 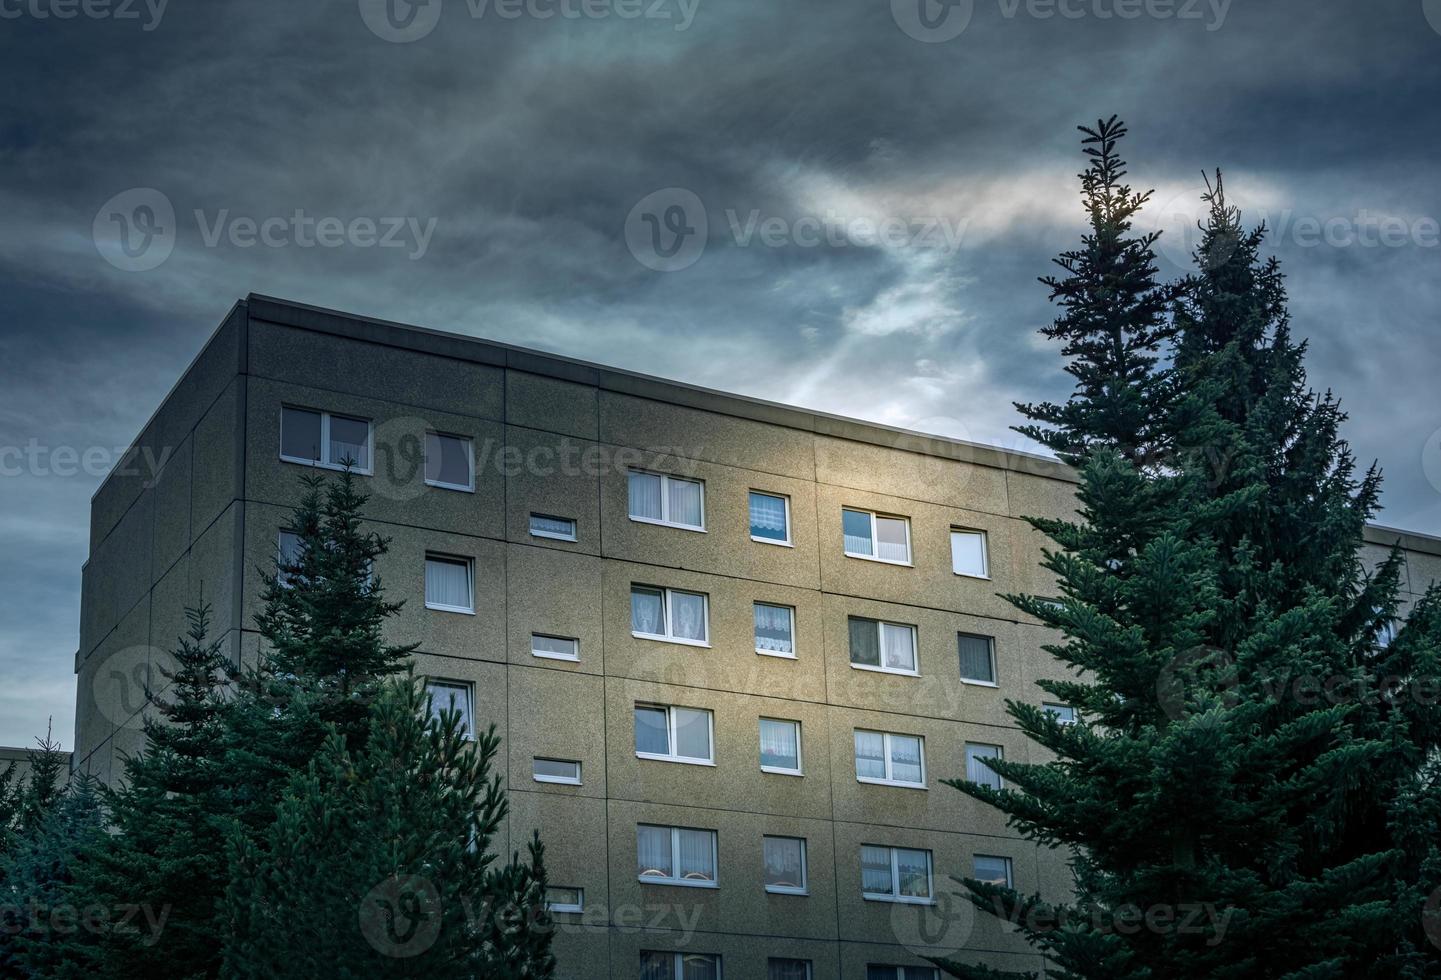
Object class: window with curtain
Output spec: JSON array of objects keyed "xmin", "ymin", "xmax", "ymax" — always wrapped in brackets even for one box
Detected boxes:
[
  {"xmin": 749, "ymin": 491, "xmax": 790, "ymax": 543},
  {"xmin": 861, "ymin": 845, "xmax": 933, "ymax": 903},
  {"xmin": 896, "ymin": 848, "xmax": 931, "ymax": 898},
  {"xmin": 1043, "ymin": 703, "xmax": 1076, "ymax": 724},
  {"xmin": 424, "ymin": 431, "xmax": 472, "ymax": 490},
  {"xmin": 636, "ymin": 826, "xmax": 674, "ymax": 880},
  {"xmin": 958, "ymin": 633, "xmax": 995, "ymax": 684},
  {"xmin": 532, "ymin": 758, "xmax": 581, "ymax": 784},
  {"xmin": 854, "ymin": 730, "xmax": 924, "ymax": 787},
  {"xmin": 881, "ymin": 622, "xmax": 916, "ymax": 672},
  {"xmin": 950, "ymin": 528, "xmax": 989, "ymax": 578},
  {"xmin": 528, "ymin": 513, "xmax": 577, "ymax": 541},
  {"xmin": 424, "ymin": 555, "xmax": 472, "ymax": 612},
  {"xmin": 842, "ymin": 508, "xmax": 874, "ymax": 556},
  {"xmin": 843, "ymin": 509, "xmax": 911, "ymax": 563},
  {"xmin": 424, "ymin": 680, "xmax": 473, "ymax": 737},
  {"xmin": 280, "ymin": 407, "xmax": 372, "ymax": 472},
  {"xmin": 632, "ymin": 586, "xmax": 709, "ymax": 644},
  {"xmin": 849, "ymin": 617, "xmax": 917, "ymax": 674},
  {"xmin": 763, "ymin": 836, "xmax": 807, "ymax": 894},
  {"xmin": 276, "ymin": 530, "xmax": 302, "ymax": 587},
  {"xmin": 676, "ymin": 828, "xmax": 715, "ymax": 882},
  {"xmin": 754, "ymin": 602, "xmax": 794, "ymax": 656},
  {"xmin": 849, "ymin": 616, "xmax": 881, "ymax": 667},
  {"xmin": 965, "ymin": 742, "xmax": 1003, "ymax": 790},
  {"xmin": 531, "ymin": 634, "xmax": 579, "ymax": 661},
  {"xmin": 637, "ymin": 825, "xmax": 717, "ymax": 887},
  {"xmin": 639, "ymin": 951, "xmax": 675, "ymax": 980},
  {"xmin": 631, "ymin": 586, "xmax": 665, "ymax": 636},
  {"xmin": 768, "ymin": 958, "xmax": 813, "ymax": 980},
  {"xmin": 860, "ymin": 845, "xmax": 894, "ymax": 897},
  {"xmin": 875, "ymin": 516, "xmax": 909, "ymax": 562},
  {"xmin": 628, "ymin": 470, "xmax": 704, "ymax": 529},
  {"xmin": 670, "ymin": 590, "xmax": 707, "ymax": 642},
  {"xmin": 853, "ymin": 730, "xmax": 886, "ymax": 781},
  {"xmin": 759, "ymin": 718, "xmax": 801, "ymax": 773},
  {"xmin": 973, "ymin": 855, "xmax": 1012, "ymax": 888},
  {"xmin": 544, "ymin": 886, "xmax": 583, "ymax": 913},
  {"xmin": 680, "ymin": 954, "xmax": 720, "ymax": 980},
  {"xmin": 634, "ymin": 704, "xmax": 713, "ymax": 764}
]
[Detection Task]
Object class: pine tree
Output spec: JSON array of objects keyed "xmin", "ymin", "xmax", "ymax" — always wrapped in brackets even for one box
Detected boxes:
[
  {"xmin": 221, "ymin": 674, "xmax": 555, "ymax": 979},
  {"xmin": 936, "ymin": 124, "xmax": 1441, "ymax": 979}
]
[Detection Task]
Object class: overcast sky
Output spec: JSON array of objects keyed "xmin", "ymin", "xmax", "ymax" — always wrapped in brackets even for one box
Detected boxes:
[{"xmin": 2, "ymin": 0, "xmax": 1439, "ymax": 749}]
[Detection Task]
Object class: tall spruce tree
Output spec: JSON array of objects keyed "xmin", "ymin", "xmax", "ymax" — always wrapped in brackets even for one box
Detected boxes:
[
  {"xmin": 222, "ymin": 674, "xmax": 556, "ymax": 979},
  {"xmin": 937, "ymin": 124, "xmax": 1441, "ymax": 979}
]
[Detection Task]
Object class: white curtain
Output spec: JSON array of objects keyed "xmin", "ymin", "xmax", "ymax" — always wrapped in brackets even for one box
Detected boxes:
[
  {"xmin": 860, "ymin": 845, "xmax": 893, "ymax": 895},
  {"xmin": 959, "ymin": 634, "xmax": 994, "ymax": 682},
  {"xmin": 425, "ymin": 557, "xmax": 470, "ymax": 609},
  {"xmin": 636, "ymin": 826, "xmax": 672, "ymax": 878},
  {"xmin": 876, "ymin": 516, "xmax": 909, "ymax": 562},
  {"xmin": 889, "ymin": 735, "xmax": 923, "ymax": 784},
  {"xmin": 967, "ymin": 744, "xmax": 1002, "ymax": 789},
  {"xmin": 754, "ymin": 604, "xmax": 793, "ymax": 653},
  {"xmin": 763, "ymin": 838, "xmax": 803, "ymax": 889},
  {"xmin": 670, "ymin": 591, "xmax": 707, "ymax": 642},
  {"xmin": 529, "ymin": 514, "xmax": 573, "ymax": 538},
  {"xmin": 854, "ymin": 731, "xmax": 885, "ymax": 780},
  {"xmin": 628, "ymin": 471, "xmax": 663, "ymax": 520},
  {"xmin": 759, "ymin": 720, "xmax": 797, "ymax": 769},
  {"xmin": 668, "ymin": 478, "xmax": 703, "ymax": 527},
  {"xmin": 676, "ymin": 829, "xmax": 714, "ymax": 881},
  {"xmin": 881, "ymin": 623, "xmax": 915, "ymax": 671},
  {"xmin": 749, "ymin": 493, "xmax": 787, "ymax": 534},
  {"xmin": 631, "ymin": 588, "xmax": 665, "ymax": 634}
]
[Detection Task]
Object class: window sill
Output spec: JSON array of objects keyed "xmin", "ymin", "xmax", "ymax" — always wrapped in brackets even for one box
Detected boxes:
[
  {"xmin": 953, "ymin": 571, "xmax": 992, "ymax": 581},
  {"xmin": 961, "ymin": 678, "xmax": 999, "ymax": 688},
  {"xmin": 533, "ymin": 775, "xmax": 582, "ymax": 786},
  {"xmin": 279, "ymin": 454, "xmax": 373, "ymax": 476},
  {"xmin": 636, "ymin": 753, "xmax": 716, "ymax": 767},
  {"xmin": 425, "ymin": 603, "xmax": 476, "ymax": 615},
  {"xmin": 637, "ymin": 877, "xmax": 719, "ymax": 890},
  {"xmin": 425, "ymin": 479, "xmax": 475, "ymax": 493},
  {"xmin": 547, "ymin": 905, "xmax": 584, "ymax": 914},
  {"xmin": 632, "ymin": 632, "xmax": 711, "ymax": 648},
  {"xmin": 764, "ymin": 886, "xmax": 809, "ymax": 896},
  {"xmin": 850, "ymin": 663, "xmax": 920, "ymax": 678},
  {"xmin": 760, "ymin": 766, "xmax": 804, "ymax": 777},
  {"xmin": 863, "ymin": 894, "xmax": 936, "ymax": 906},
  {"xmin": 844, "ymin": 552, "xmax": 913, "ymax": 568},
  {"xmin": 751, "ymin": 536, "xmax": 794, "ymax": 547},
  {"xmin": 756, "ymin": 649, "xmax": 797, "ymax": 660},
  {"xmin": 530, "ymin": 530, "xmax": 578, "ymax": 542},
  {"xmin": 630, "ymin": 516, "xmax": 707, "ymax": 533},
  {"xmin": 532, "ymin": 651, "xmax": 580, "ymax": 663},
  {"xmin": 857, "ymin": 776, "xmax": 927, "ymax": 790}
]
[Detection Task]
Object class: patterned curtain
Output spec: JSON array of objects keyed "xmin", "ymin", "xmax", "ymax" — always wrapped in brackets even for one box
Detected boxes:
[
  {"xmin": 764, "ymin": 838, "xmax": 803, "ymax": 889},
  {"xmin": 636, "ymin": 826, "xmax": 672, "ymax": 878},
  {"xmin": 671, "ymin": 592, "xmax": 707, "ymax": 641},
  {"xmin": 631, "ymin": 588, "xmax": 665, "ymax": 634},
  {"xmin": 676, "ymin": 829, "xmax": 714, "ymax": 881},
  {"xmin": 749, "ymin": 493, "xmax": 787, "ymax": 534},
  {"xmin": 860, "ymin": 845, "xmax": 893, "ymax": 895},
  {"xmin": 854, "ymin": 731, "xmax": 886, "ymax": 780},
  {"xmin": 888, "ymin": 735, "xmax": 923, "ymax": 784},
  {"xmin": 682, "ymin": 955, "xmax": 719, "ymax": 980},
  {"xmin": 754, "ymin": 604, "xmax": 794, "ymax": 653}
]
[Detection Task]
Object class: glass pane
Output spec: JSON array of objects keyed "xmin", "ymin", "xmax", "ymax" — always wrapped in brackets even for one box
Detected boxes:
[
  {"xmin": 763, "ymin": 837, "xmax": 805, "ymax": 890},
  {"xmin": 676, "ymin": 829, "xmax": 715, "ymax": 881},
  {"xmin": 425, "ymin": 557, "xmax": 471, "ymax": 610},
  {"xmin": 425, "ymin": 432, "xmax": 471, "ymax": 487},
  {"xmin": 532, "ymin": 635, "xmax": 578, "ymax": 659},
  {"xmin": 759, "ymin": 719, "xmax": 799, "ymax": 770},
  {"xmin": 755, "ymin": 603, "xmax": 794, "ymax": 655},
  {"xmin": 865, "ymin": 969, "xmax": 900, "ymax": 980},
  {"xmin": 860, "ymin": 845, "xmax": 893, "ymax": 895},
  {"xmin": 277, "ymin": 531, "xmax": 302, "ymax": 587},
  {"xmin": 966, "ymin": 744, "xmax": 1002, "ymax": 789},
  {"xmin": 425, "ymin": 682, "xmax": 472, "ymax": 735},
  {"xmin": 849, "ymin": 618, "xmax": 880, "ymax": 667},
  {"xmin": 533, "ymin": 758, "xmax": 580, "ymax": 782},
  {"xmin": 889, "ymin": 735, "xmax": 923, "ymax": 785},
  {"xmin": 280, "ymin": 407, "xmax": 321, "ymax": 461},
  {"xmin": 673, "ymin": 708, "xmax": 711, "ymax": 761},
  {"xmin": 328, "ymin": 414, "xmax": 370, "ymax": 469},
  {"xmin": 973, "ymin": 855, "xmax": 1011, "ymax": 887},
  {"xmin": 958, "ymin": 634, "xmax": 994, "ymax": 682},
  {"xmin": 749, "ymin": 492, "xmax": 789, "ymax": 541},
  {"xmin": 881, "ymin": 623, "xmax": 916, "ymax": 671},
  {"xmin": 628, "ymin": 471, "xmax": 663, "ymax": 521},
  {"xmin": 875, "ymin": 516, "xmax": 909, "ymax": 562},
  {"xmin": 668, "ymin": 477, "xmax": 704, "ymax": 527},
  {"xmin": 670, "ymin": 591, "xmax": 707, "ymax": 642},
  {"xmin": 545, "ymin": 886, "xmax": 582, "ymax": 909},
  {"xmin": 1044, "ymin": 704, "xmax": 1076, "ymax": 724},
  {"xmin": 681, "ymin": 954, "xmax": 719, "ymax": 980},
  {"xmin": 636, "ymin": 827, "xmax": 673, "ymax": 879},
  {"xmin": 529, "ymin": 514, "xmax": 576, "ymax": 539},
  {"xmin": 769, "ymin": 959, "xmax": 812, "ymax": 980},
  {"xmin": 951, "ymin": 529, "xmax": 987, "ymax": 576},
  {"xmin": 635, "ymin": 706, "xmax": 670, "ymax": 755},
  {"xmin": 842, "ymin": 508, "xmax": 873, "ymax": 555},
  {"xmin": 854, "ymin": 731, "xmax": 886, "ymax": 780},
  {"xmin": 896, "ymin": 848, "xmax": 931, "ymax": 898},
  {"xmin": 631, "ymin": 588, "xmax": 665, "ymax": 635}
]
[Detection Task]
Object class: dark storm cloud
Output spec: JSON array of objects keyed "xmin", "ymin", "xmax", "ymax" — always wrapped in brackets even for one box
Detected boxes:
[{"xmin": 2, "ymin": 0, "xmax": 1440, "ymax": 746}]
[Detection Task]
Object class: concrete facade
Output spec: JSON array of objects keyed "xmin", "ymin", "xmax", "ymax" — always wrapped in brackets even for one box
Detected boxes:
[{"xmin": 73, "ymin": 295, "xmax": 1441, "ymax": 980}]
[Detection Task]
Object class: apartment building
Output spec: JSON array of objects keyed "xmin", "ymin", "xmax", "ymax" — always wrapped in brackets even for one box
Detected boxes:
[{"xmin": 73, "ymin": 295, "xmax": 1441, "ymax": 979}]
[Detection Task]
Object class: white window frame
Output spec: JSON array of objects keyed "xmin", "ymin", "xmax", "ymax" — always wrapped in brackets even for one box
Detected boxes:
[
  {"xmin": 544, "ymin": 886, "xmax": 584, "ymax": 914},
  {"xmin": 842, "ymin": 508, "xmax": 912, "ymax": 566},
  {"xmin": 965, "ymin": 742, "xmax": 1004, "ymax": 790},
  {"xmin": 754, "ymin": 602, "xmax": 797, "ymax": 659},
  {"xmin": 748, "ymin": 490, "xmax": 793, "ymax": 547},
  {"xmin": 279, "ymin": 406, "xmax": 374, "ymax": 474},
  {"xmin": 848, "ymin": 617, "xmax": 920, "ymax": 677},
  {"xmin": 950, "ymin": 527, "xmax": 990, "ymax": 579},
  {"xmin": 631, "ymin": 586, "xmax": 711, "ymax": 647},
  {"xmin": 628, "ymin": 469, "xmax": 707, "ymax": 532},
  {"xmin": 768, "ymin": 958, "xmax": 814, "ymax": 980},
  {"xmin": 853, "ymin": 729, "xmax": 927, "ymax": 789},
  {"xmin": 1043, "ymin": 703, "xmax": 1076, "ymax": 725},
  {"xmin": 861, "ymin": 845, "xmax": 934, "ymax": 905},
  {"xmin": 758, "ymin": 718, "xmax": 803, "ymax": 776},
  {"xmin": 424, "ymin": 679, "xmax": 475, "ymax": 739},
  {"xmin": 424, "ymin": 553, "xmax": 475, "ymax": 614},
  {"xmin": 423, "ymin": 430, "xmax": 475, "ymax": 492},
  {"xmin": 635, "ymin": 704, "xmax": 716, "ymax": 766},
  {"xmin": 636, "ymin": 826, "xmax": 719, "ymax": 889},
  {"xmin": 531, "ymin": 633, "xmax": 580, "ymax": 662},
  {"xmin": 958, "ymin": 632, "xmax": 998, "ymax": 687},
  {"xmin": 866, "ymin": 967, "xmax": 939, "ymax": 980},
  {"xmin": 528, "ymin": 513, "xmax": 578, "ymax": 542},
  {"xmin": 532, "ymin": 757, "xmax": 582, "ymax": 785},
  {"xmin": 762, "ymin": 835, "xmax": 809, "ymax": 896},
  {"xmin": 972, "ymin": 854, "xmax": 1014, "ymax": 889}
]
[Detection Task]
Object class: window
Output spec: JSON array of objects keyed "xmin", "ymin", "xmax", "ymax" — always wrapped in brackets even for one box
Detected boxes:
[
  {"xmin": 860, "ymin": 845, "xmax": 933, "ymax": 903},
  {"xmin": 280, "ymin": 406, "xmax": 372, "ymax": 472},
  {"xmin": 424, "ymin": 680, "xmax": 474, "ymax": 738},
  {"xmin": 1376, "ymin": 609, "xmax": 1398, "ymax": 649},
  {"xmin": 759, "ymin": 719, "xmax": 802, "ymax": 775},
  {"xmin": 424, "ymin": 432, "xmax": 473, "ymax": 491},
  {"xmin": 763, "ymin": 836, "xmax": 807, "ymax": 895},
  {"xmin": 848, "ymin": 617, "xmax": 918, "ymax": 674},
  {"xmin": 631, "ymin": 586, "xmax": 709, "ymax": 645},
  {"xmin": 842, "ymin": 508, "xmax": 911, "ymax": 564},
  {"xmin": 533, "ymin": 758, "xmax": 582, "ymax": 785},
  {"xmin": 853, "ymin": 730, "xmax": 925, "ymax": 788},
  {"xmin": 276, "ymin": 530, "xmax": 302, "ymax": 587},
  {"xmin": 635, "ymin": 705, "xmax": 714, "ymax": 765},
  {"xmin": 1043, "ymin": 703, "xmax": 1076, "ymax": 724},
  {"xmin": 544, "ymin": 886, "xmax": 583, "ymax": 913},
  {"xmin": 628, "ymin": 470, "xmax": 705, "ymax": 530},
  {"xmin": 965, "ymin": 743, "xmax": 1003, "ymax": 790},
  {"xmin": 973, "ymin": 855, "xmax": 1013, "ymax": 888},
  {"xmin": 768, "ymin": 959, "xmax": 813, "ymax": 980},
  {"xmin": 749, "ymin": 491, "xmax": 791, "ymax": 545},
  {"xmin": 950, "ymin": 528, "xmax": 989, "ymax": 578},
  {"xmin": 529, "ymin": 513, "xmax": 577, "ymax": 542},
  {"xmin": 532, "ymin": 634, "xmax": 579, "ymax": 662},
  {"xmin": 636, "ymin": 826, "xmax": 718, "ymax": 887},
  {"xmin": 640, "ymin": 951, "xmax": 722, "ymax": 980},
  {"xmin": 866, "ymin": 968, "xmax": 938, "ymax": 980},
  {"xmin": 958, "ymin": 633, "xmax": 996, "ymax": 685},
  {"xmin": 424, "ymin": 554, "xmax": 474, "ymax": 613},
  {"xmin": 754, "ymin": 603, "xmax": 795, "ymax": 657}
]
